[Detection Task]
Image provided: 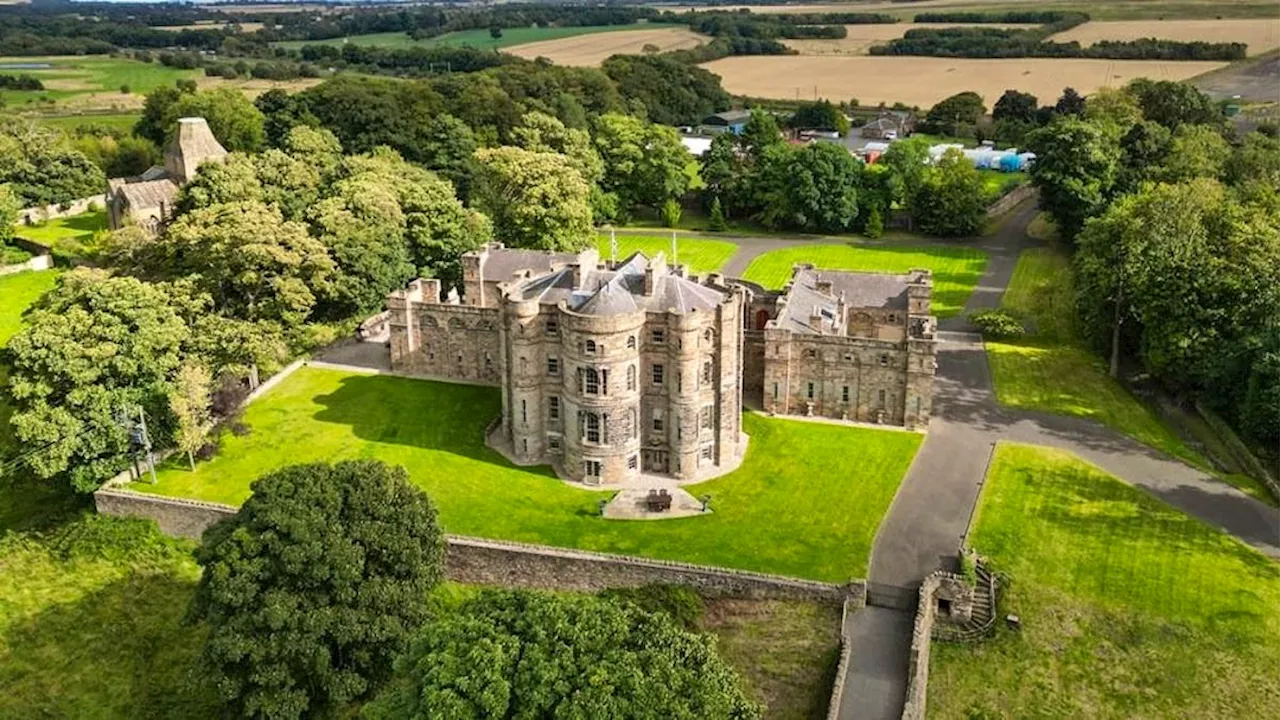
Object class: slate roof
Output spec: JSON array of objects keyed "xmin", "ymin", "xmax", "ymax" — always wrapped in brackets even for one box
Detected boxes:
[
  {"xmin": 481, "ymin": 248, "xmax": 577, "ymax": 283},
  {"xmin": 774, "ymin": 267, "xmax": 913, "ymax": 335},
  {"xmin": 703, "ymin": 109, "xmax": 752, "ymax": 126},
  {"xmin": 117, "ymin": 179, "xmax": 179, "ymax": 211},
  {"xmin": 511, "ymin": 252, "xmax": 726, "ymax": 316}
]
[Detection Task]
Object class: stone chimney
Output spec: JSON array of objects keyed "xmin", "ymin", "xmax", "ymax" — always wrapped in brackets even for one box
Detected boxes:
[
  {"xmin": 644, "ymin": 252, "xmax": 668, "ymax": 296},
  {"xmin": 163, "ymin": 117, "xmax": 228, "ymax": 184},
  {"xmin": 572, "ymin": 247, "xmax": 600, "ymax": 290},
  {"xmin": 809, "ymin": 311, "xmax": 825, "ymax": 333}
]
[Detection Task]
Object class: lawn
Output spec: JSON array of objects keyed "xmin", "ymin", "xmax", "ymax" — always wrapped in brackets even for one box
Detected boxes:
[
  {"xmin": 275, "ymin": 24, "xmax": 681, "ymax": 51},
  {"xmin": 15, "ymin": 209, "xmax": 107, "ymax": 262},
  {"xmin": 0, "ymin": 270, "xmax": 59, "ymax": 453},
  {"xmin": 131, "ymin": 366, "xmax": 922, "ymax": 581},
  {"xmin": 35, "ymin": 112, "xmax": 140, "ymax": 134},
  {"xmin": 985, "ymin": 247, "xmax": 1210, "ymax": 470},
  {"xmin": 928, "ymin": 443, "xmax": 1280, "ymax": 719},
  {"xmin": 0, "ymin": 55, "xmax": 197, "ymax": 107},
  {"xmin": 594, "ymin": 233, "xmax": 738, "ymax": 274},
  {"xmin": 741, "ymin": 244, "xmax": 988, "ymax": 318}
]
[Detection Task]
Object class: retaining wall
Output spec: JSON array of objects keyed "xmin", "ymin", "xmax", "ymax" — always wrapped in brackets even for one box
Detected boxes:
[
  {"xmin": 986, "ymin": 183, "xmax": 1037, "ymax": 219},
  {"xmin": 17, "ymin": 194, "xmax": 106, "ymax": 225},
  {"xmin": 825, "ymin": 598, "xmax": 860, "ymax": 720},
  {"xmin": 93, "ymin": 487, "xmax": 864, "ymax": 604},
  {"xmin": 0, "ymin": 252, "xmax": 52, "ymax": 276},
  {"xmin": 901, "ymin": 573, "xmax": 940, "ymax": 720}
]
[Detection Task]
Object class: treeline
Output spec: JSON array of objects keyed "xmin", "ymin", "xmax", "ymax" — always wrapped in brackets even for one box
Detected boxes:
[
  {"xmin": 0, "ymin": 7, "xmax": 231, "ymax": 56},
  {"xmin": 679, "ymin": 11, "xmax": 891, "ymax": 40},
  {"xmin": 0, "ymin": 73, "xmax": 42, "ymax": 90},
  {"xmin": 914, "ymin": 11, "xmax": 1081, "ymax": 24},
  {"xmin": 874, "ymin": 11, "xmax": 1246, "ymax": 60}
]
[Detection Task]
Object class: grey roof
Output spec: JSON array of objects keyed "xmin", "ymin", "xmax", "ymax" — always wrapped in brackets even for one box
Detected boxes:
[
  {"xmin": 482, "ymin": 248, "xmax": 577, "ymax": 283},
  {"xmin": 704, "ymin": 109, "xmax": 752, "ymax": 125},
  {"xmin": 118, "ymin": 179, "xmax": 179, "ymax": 210},
  {"xmin": 775, "ymin": 268, "xmax": 912, "ymax": 334},
  {"xmin": 140, "ymin": 165, "xmax": 170, "ymax": 181},
  {"xmin": 513, "ymin": 252, "xmax": 726, "ymax": 316}
]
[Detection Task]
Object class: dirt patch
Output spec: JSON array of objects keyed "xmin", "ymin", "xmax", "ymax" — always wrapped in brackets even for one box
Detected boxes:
[
  {"xmin": 156, "ymin": 22, "xmax": 266, "ymax": 33},
  {"xmin": 702, "ymin": 56, "xmax": 1227, "ymax": 107},
  {"xmin": 195, "ymin": 76, "xmax": 324, "ymax": 98},
  {"xmin": 1050, "ymin": 19, "xmax": 1280, "ymax": 56},
  {"xmin": 785, "ymin": 23, "xmax": 1038, "ymax": 56},
  {"xmin": 506, "ymin": 28, "xmax": 708, "ymax": 67}
]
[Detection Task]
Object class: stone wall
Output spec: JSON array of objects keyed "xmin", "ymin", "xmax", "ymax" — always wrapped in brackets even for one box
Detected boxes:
[
  {"xmin": 901, "ymin": 573, "xmax": 940, "ymax": 720},
  {"xmin": 93, "ymin": 486, "xmax": 865, "ymax": 604},
  {"xmin": 825, "ymin": 598, "xmax": 860, "ymax": 720},
  {"xmin": 986, "ymin": 184, "xmax": 1037, "ymax": 219},
  {"xmin": 0, "ymin": 249, "xmax": 52, "ymax": 276},
  {"xmin": 17, "ymin": 195, "xmax": 105, "ymax": 225}
]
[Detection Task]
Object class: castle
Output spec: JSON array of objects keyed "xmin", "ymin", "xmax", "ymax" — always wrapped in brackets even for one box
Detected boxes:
[
  {"xmin": 106, "ymin": 117, "xmax": 228, "ymax": 233},
  {"xmin": 387, "ymin": 243, "xmax": 936, "ymax": 486}
]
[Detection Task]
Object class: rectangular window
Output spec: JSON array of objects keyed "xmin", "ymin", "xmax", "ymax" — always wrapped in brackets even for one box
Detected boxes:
[
  {"xmin": 549, "ymin": 396, "xmax": 560, "ymax": 420},
  {"xmin": 628, "ymin": 455, "xmax": 638, "ymax": 470},
  {"xmin": 842, "ymin": 386, "xmax": 850, "ymax": 403},
  {"xmin": 547, "ymin": 357, "xmax": 559, "ymax": 375},
  {"xmin": 772, "ymin": 382, "xmax": 778, "ymax": 400},
  {"xmin": 548, "ymin": 435, "xmax": 562, "ymax": 451},
  {"xmin": 585, "ymin": 413, "xmax": 601, "ymax": 444},
  {"xmin": 701, "ymin": 361, "xmax": 712, "ymax": 385},
  {"xmin": 546, "ymin": 319, "xmax": 558, "ymax": 334},
  {"xmin": 651, "ymin": 328, "xmax": 665, "ymax": 344},
  {"xmin": 878, "ymin": 389, "xmax": 887, "ymax": 406},
  {"xmin": 652, "ymin": 411, "xmax": 664, "ymax": 432},
  {"xmin": 585, "ymin": 460, "xmax": 601, "ymax": 477},
  {"xmin": 806, "ymin": 382, "xmax": 815, "ymax": 400},
  {"xmin": 585, "ymin": 369, "xmax": 600, "ymax": 395},
  {"xmin": 652, "ymin": 364, "xmax": 664, "ymax": 385},
  {"xmin": 521, "ymin": 400, "xmax": 527, "ymax": 424},
  {"xmin": 701, "ymin": 405, "xmax": 714, "ymax": 430},
  {"xmin": 701, "ymin": 445, "xmax": 713, "ymax": 461}
]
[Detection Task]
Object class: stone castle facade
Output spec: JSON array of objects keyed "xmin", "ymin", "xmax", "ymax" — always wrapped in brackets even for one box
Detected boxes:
[{"xmin": 387, "ymin": 243, "xmax": 936, "ymax": 486}]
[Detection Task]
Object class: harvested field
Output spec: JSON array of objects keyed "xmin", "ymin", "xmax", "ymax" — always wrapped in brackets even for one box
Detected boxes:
[
  {"xmin": 1050, "ymin": 19, "xmax": 1280, "ymax": 55},
  {"xmin": 507, "ymin": 28, "xmax": 708, "ymax": 66},
  {"xmin": 701, "ymin": 56, "xmax": 1227, "ymax": 107},
  {"xmin": 785, "ymin": 22, "xmax": 1036, "ymax": 56}
]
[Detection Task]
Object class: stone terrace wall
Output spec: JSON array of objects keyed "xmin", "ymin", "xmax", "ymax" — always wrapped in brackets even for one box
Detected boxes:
[
  {"xmin": 901, "ymin": 573, "xmax": 941, "ymax": 720},
  {"xmin": 94, "ymin": 487, "xmax": 865, "ymax": 604},
  {"xmin": 986, "ymin": 183, "xmax": 1037, "ymax": 219},
  {"xmin": 17, "ymin": 194, "xmax": 106, "ymax": 225},
  {"xmin": 825, "ymin": 598, "xmax": 860, "ymax": 720}
]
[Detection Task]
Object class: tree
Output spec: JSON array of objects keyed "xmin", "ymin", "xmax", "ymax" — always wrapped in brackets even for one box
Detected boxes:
[
  {"xmin": 489, "ymin": 25, "xmax": 503, "ymax": 40},
  {"xmin": 788, "ymin": 100, "xmax": 850, "ymax": 134},
  {"xmin": 1117, "ymin": 120, "xmax": 1172, "ymax": 193},
  {"xmin": 909, "ymin": 149, "xmax": 986, "ymax": 237},
  {"xmin": 0, "ymin": 183, "xmax": 17, "ymax": 245},
  {"xmin": 1127, "ymin": 78, "xmax": 1222, "ymax": 130},
  {"xmin": 472, "ymin": 146, "xmax": 592, "ymax": 251},
  {"xmin": 363, "ymin": 590, "xmax": 762, "ymax": 720},
  {"xmin": 739, "ymin": 109, "xmax": 784, "ymax": 160},
  {"xmin": 168, "ymin": 87, "xmax": 267, "ymax": 152},
  {"xmin": 864, "ymin": 204, "xmax": 884, "ymax": 238},
  {"xmin": 169, "ymin": 362, "xmax": 211, "ymax": 470},
  {"xmin": 254, "ymin": 87, "xmax": 320, "ymax": 148},
  {"xmin": 6, "ymin": 270, "xmax": 188, "ymax": 491},
  {"xmin": 1054, "ymin": 87, "xmax": 1086, "ymax": 117},
  {"xmin": 134, "ymin": 84, "xmax": 188, "ymax": 147},
  {"xmin": 1084, "ymin": 86, "xmax": 1143, "ymax": 132},
  {"xmin": 708, "ymin": 195, "xmax": 727, "ymax": 231},
  {"xmin": 1157, "ymin": 124, "xmax": 1228, "ymax": 183},
  {"xmin": 192, "ymin": 460, "xmax": 445, "ymax": 720},
  {"xmin": 1026, "ymin": 117, "xmax": 1121, "ymax": 240},
  {"xmin": 601, "ymin": 54, "xmax": 731, "ymax": 126},
  {"xmin": 660, "ymin": 198, "xmax": 682, "ymax": 228},
  {"xmin": 0, "ymin": 117, "xmax": 106, "ymax": 207},
  {"xmin": 513, "ymin": 111, "xmax": 603, "ymax": 186},
  {"xmin": 417, "ymin": 114, "xmax": 477, "ymax": 198},
  {"xmin": 922, "ymin": 91, "xmax": 985, "ymax": 137},
  {"xmin": 162, "ymin": 201, "xmax": 334, "ymax": 325},
  {"xmin": 880, "ymin": 137, "xmax": 930, "ymax": 209},
  {"xmin": 756, "ymin": 142, "xmax": 861, "ymax": 233},
  {"xmin": 594, "ymin": 113, "xmax": 692, "ymax": 210},
  {"xmin": 1226, "ymin": 131, "xmax": 1280, "ymax": 189},
  {"xmin": 992, "ymin": 90, "xmax": 1038, "ymax": 124}
]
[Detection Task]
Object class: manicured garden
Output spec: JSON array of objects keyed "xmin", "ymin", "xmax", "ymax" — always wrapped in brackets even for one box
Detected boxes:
[
  {"xmin": 14, "ymin": 209, "xmax": 107, "ymax": 262},
  {"xmin": 133, "ymin": 366, "xmax": 922, "ymax": 581},
  {"xmin": 928, "ymin": 443, "xmax": 1280, "ymax": 718},
  {"xmin": 741, "ymin": 244, "xmax": 988, "ymax": 318},
  {"xmin": 984, "ymin": 247, "xmax": 1219, "ymax": 472},
  {"xmin": 593, "ymin": 233, "xmax": 738, "ymax": 274}
]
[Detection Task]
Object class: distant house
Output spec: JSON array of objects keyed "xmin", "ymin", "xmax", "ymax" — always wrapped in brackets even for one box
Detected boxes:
[
  {"xmin": 700, "ymin": 109, "xmax": 753, "ymax": 135},
  {"xmin": 106, "ymin": 117, "xmax": 228, "ymax": 233},
  {"xmin": 861, "ymin": 111, "xmax": 916, "ymax": 140}
]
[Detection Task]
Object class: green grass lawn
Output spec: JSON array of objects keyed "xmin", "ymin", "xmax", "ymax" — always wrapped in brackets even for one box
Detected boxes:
[
  {"xmin": 977, "ymin": 169, "xmax": 1027, "ymax": 199},
  {"xmin": 0, "ymin": 56, "xmax": 197, "ymax": 107},
  {"xmin": 0, "ymin": 270, "xmax": 60, "ymax": 453},
  {"xmin": 594, "ymin": 233, "xmax": 738, "ymax": 274},
  {"xmin": 928, "ymin": 443, "xmax": 1280, "ymax": 719},
  {"xmin": 15, "ymin": 209, "xmax": 107, "ymax": 261},
  {"xmin": 35, "ymin": 112, "xmax": 140, "ymax": 134},
  {"xmin": 275, "ymin": 23, "xmax": 681, "ymax": 51},
  {"xmin": 985, "ymin": 247, "xmax": 1211, "ymax": 471},
  {"xmin": 742, "ymin": 244, "xmax": 988, "ymax": 318},
  {"xmin": 132, "ymin": 366, "xmax": 921, "ymax": 581}
]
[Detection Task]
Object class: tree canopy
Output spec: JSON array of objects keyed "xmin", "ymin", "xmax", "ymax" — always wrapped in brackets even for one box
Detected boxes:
[
  {"xmin": 192, "ymin": 460, "xmax": 446, "ymax": 720},
  {"xmin": 472, "ymin": 146, "xmax": 592, "ymax": 251},
  {"xmin": 909, "ymin": 148, "xmax": 987, "ymax": 237}
]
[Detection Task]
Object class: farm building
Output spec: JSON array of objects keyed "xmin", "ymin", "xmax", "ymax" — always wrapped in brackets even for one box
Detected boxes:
[
  {"xmin": 860, "ymin": 111, "xmax": 916, "ymax": 140},
  {"xmin": 700, "ymin": 109, "xmax": 753, "ymax": 135}
]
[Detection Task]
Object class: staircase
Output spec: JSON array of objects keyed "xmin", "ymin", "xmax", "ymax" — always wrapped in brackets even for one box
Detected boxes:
[{"xmin": 932, "ymin": 563, "xmax": 999, "ymax": 643}]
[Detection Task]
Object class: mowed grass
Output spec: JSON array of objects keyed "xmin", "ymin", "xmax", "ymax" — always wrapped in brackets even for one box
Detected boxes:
[
  {"xmin": 986, "ymin": 247, "xmax": 1206, "ymax": 469},
  {"xmin": 594, "ymin": 233, "xmax": 738, "ymax": 274},
  {"xmin": 0, "ymin": 270, "xmax": 60, "ymax": 453},
  {"xmin": 133, "ymin": 366, "xmax": 922, "ymax": 581},
  {"xmin": 742, "ymin": 244, "xmax": 988, "ymax": 318},
  {"xmin": 15, "ymin": 209, "xmax": 107, "ymax": 261},
  {"xmin": 0, "ymin": 56, "xmax": 197, "ymax": 105},
  {"xmin": 35, "ymin": 112, "xmax": 140, "ymax": 134},
  {"xmin": 928, "ymin": 444, "xmax": 1280, "ymax": 719},
  {"xmin": 275, "ymin": 24, "xmax": 680, "ymax": 51}
]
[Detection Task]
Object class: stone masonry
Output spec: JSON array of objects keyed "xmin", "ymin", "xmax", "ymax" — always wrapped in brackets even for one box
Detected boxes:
[{"xmin": 387, "ymin": 245, "xmax": 937, "ymax": 484}]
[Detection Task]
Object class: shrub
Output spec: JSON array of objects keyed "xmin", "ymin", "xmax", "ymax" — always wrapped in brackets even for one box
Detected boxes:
[
  {"xmin": 661, "ymin": 197, "xmax": 683, "ymax": 228},
  {"xmin": 708, "ymin": 195, "xmax": 728, "ymax": 231},
  {"xmin": 599, "ymin": 583, "xmax": 706, "ymax": 631},
  {"xmin": 864, "ymin": 205, "xmax": 884, "ymax": 238},
  {"xmin": 969, "ymin": 308, "xmax": 1025, "ymax": 339}
]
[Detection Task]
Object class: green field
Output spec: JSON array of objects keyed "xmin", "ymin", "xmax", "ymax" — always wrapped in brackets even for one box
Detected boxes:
[
  {"xmin": 15, "ymin": 209, "xmax": 107, "ymax": 262},
  {"xmin": 35, "ymin": 112, "xmax": 140, "ymax": 134},
  {"xmin": 594, "ymin": 233, "xmax": 738, "ymax": 274},
  {"xmin": 984, "ymin": 247, "xmax": 1216, "ymax": 472},
  {"xmin": 0, "ymin": 56, "xmax": 197, "ymax": 107},
  {"xmin": 132, "ymin": 366, "xmax": 921, "ymax": 581},
  {"xmin": 0, "ymin": 270, "xmax": 57, "ymax": 348},
  {"xmin": 742, "ymin": 244, "xmax": 988, "ymax": 318},
  {"xmin": 928, "ymin": 443, "xmax": 1280, "ymax": 718},
  {"xmin": 275, "ymin": 23, "xmax": 680, "ymax": 51}
]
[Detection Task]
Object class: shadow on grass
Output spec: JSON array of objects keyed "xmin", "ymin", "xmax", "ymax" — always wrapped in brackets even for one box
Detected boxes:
[
  {"xmin": 0, "ymin": 571, "xmax": 216, "ymax": 719},
  {"xmin": 309, "ymin": 373, "xmax": 560, "ymax": 480}
]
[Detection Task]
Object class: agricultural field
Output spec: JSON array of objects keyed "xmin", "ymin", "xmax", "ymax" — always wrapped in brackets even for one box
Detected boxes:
[
  {"xmin": 663, "ymin": 1, "xmax": 1280, "ymax": 21},
  {"xmin": 784, "ymin": 22, "xmax": 1035, "ymax": 56},
  {"xmin": 129, "ymin": 366, "xmax": 923, "ymax": 582},
  {"xmin": 507, "ymin": 27, "xmax": 708, "ymax": 66},
  {"xmin": 700, "ymin": 55, "xmax": 1227, "ymax": 107},
  {"xmin": 593, "ymin": 233, "xmax": 738, "ymax": 274},
  {"xmin": 1049, "ymin": 18, "xmax": 1280, "ymax": 55},
  {"xmin": 928, "ymin": 443, "xmax": 1280, "ymax": 719},
  {"xmin": 742, "ymin": 244, "xmax": 989, "ymax": 318},
  {"xmin": 33, "ymin": 112, "xmax": 139, "ymax": 134}
]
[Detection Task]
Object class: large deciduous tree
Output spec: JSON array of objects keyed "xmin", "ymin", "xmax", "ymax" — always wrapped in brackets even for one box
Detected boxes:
[
  {"xmin": 169, "ymin": 361, "xmax": 212, "ymax": 470},
  {"xmin": 0, "ymin": 117, "xmax": 106, "ymax": 207},
  {"xmin": 909, "ymin": 148, "xmax": 987, "ymax": 237},
  {"xmin": 192, "ymin": 460, "xmax": 445, "ymax": 720},
  {"xmin": 362, "ymin": 590, "xmax": 762, "ymax": 720},
  {"xmin": 1127, "ymin": 78, "xmax": 1222, "ymax": 130},
  {"xmin": 755, "ymin": 142, "xmax": 861, "ymax": 234},
  {"xmin": 922, "ymin": 91, "xmax": 985, "ymax": 137},
  {"xmin": 5, "ymin": 270, "xmax": 188, "ymax": 491},
  {"xmin": 472, "ymin": 146, "xmax": 592, "ymax": 251},
  {"xmin": 1026, "ymin": 117, "xmax": 1121, "ymax": 240},
  {"xmin": 593, "ymin": 113, "xmax": 692, "ymax": 210}
]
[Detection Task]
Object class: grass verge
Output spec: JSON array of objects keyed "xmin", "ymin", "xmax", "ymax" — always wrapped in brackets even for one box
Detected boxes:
[
  {"xmin": 742, "ymin": 244, "xmax": 988, "ymax": 318},
  {"xmin": 593, "ymin": 233, "xmax": 738, "ymax": 274},
  {"xmin": 132, "ymin": 366, "xmax": 921, "ymax": 581},
  {"xmin": 928, "ymin": 443, "xmax": 1280, "ymax": 719}
]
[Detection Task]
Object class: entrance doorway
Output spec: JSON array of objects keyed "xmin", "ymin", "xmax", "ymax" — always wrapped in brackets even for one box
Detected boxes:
[{"xmin": 642, "ymin": 449, "xmax": 669, "ymax": 474}]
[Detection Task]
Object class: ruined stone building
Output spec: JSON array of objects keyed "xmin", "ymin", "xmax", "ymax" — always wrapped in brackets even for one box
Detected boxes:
[
  {"xmin": 387, "ymin": 244, "xmax": 936, "ymax": 486},
  {"xmin": 106, "ymin": 117, "xmax": 228, "ymax": 232}
]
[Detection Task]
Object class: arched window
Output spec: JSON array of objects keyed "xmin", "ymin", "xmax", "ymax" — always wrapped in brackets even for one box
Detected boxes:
[
  {"xmin": 584, "ymin": 339, "xmax": 597, "ymax": 355},
  {"xmin": 627, "ymin": 335, "xmax": 636, "ymax": 349},
  {"xmin": 626, "ymin": 365, "xmax": 636, "ymax": 391},
  {"xmin": 421, "ymin": 315, "xmax": 438, "ymax": 328},
  {"xmin": 704, "ymin": 328, "xmax": 714, "ymax": 345}
]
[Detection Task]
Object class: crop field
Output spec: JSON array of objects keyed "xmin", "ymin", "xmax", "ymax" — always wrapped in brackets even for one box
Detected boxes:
[
  {"xmin": 784, "ymin": 23, "xmax": 1036, "ymax": 56},
  {"xmin": 665, "ymin": 1, "xmax": 1280, "ymax": 21},
  {"xmin": 508, "ymin": 27, "xmax": 708, "ymax": 66},
  {"xmin": 274, "ymin": 24, "xmax": 689, "ymax": 52},
  {"xmin": 1050, "ymin": 19, "xmax": 1280, "ymax": 55},
  {"xmin": 700, "ymin": 56, "xmax": 1226, "ymax": 107}
]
